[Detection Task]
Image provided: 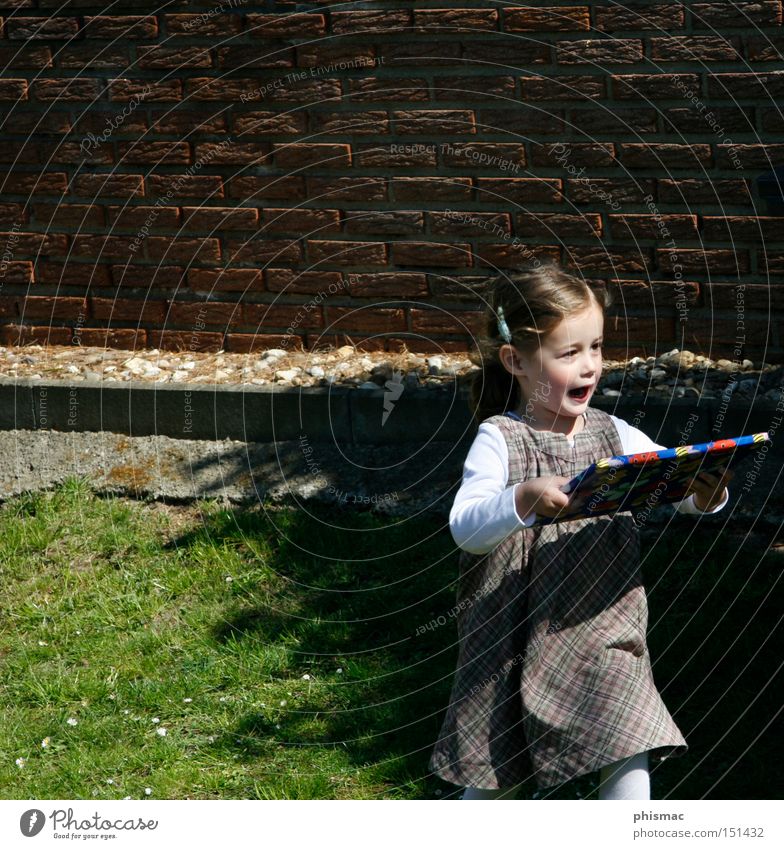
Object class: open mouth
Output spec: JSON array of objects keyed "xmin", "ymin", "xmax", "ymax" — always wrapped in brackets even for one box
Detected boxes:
[{"xmin": 567, "ymin": 385, "xmax": 592, "ymax": 402}]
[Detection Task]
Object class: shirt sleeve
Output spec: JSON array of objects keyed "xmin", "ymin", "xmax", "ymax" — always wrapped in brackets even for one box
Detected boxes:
[
  {"xmin": 608, "ymin": 414, "xmax": 730, "ymax": 515},
  {"xmin": 449, "ymin": 423, "xmax": 536, "ymax": 555}
]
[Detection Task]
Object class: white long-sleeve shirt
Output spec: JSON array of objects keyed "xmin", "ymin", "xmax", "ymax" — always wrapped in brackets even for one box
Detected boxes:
[{"xmin": 450, "ymin": 413, "xmax": 730, "ymax": 554}]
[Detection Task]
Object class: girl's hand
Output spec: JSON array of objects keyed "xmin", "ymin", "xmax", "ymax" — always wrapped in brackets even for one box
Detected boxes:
[
  {"xmin": 685, "ymin": 465, "xmax": 734, "ymax": 512},
  {"xmin": 515, "ymin": 476, "xmax": 573, "ymax": 520}
]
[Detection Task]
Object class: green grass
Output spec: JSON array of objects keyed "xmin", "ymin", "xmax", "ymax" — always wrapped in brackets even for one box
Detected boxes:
[{"xmin": 0, "ymin": 478, "xmax": 780, "ymax": 799}]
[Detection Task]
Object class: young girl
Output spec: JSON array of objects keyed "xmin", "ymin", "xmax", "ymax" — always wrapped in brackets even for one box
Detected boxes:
[{"xmin": 429, "ymin": 262, "xmax": 733, "ymax": 801}]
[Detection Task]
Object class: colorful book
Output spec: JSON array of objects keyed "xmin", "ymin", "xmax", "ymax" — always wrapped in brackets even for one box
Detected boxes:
[{"xmin": 531, "ymin": 430, "xmax": 770, "ymax": 524}]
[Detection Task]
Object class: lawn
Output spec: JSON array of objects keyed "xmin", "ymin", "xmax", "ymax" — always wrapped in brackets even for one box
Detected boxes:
[{"xmin": 0, "ymin": 478, "xmax": 780, "ymax": 800}]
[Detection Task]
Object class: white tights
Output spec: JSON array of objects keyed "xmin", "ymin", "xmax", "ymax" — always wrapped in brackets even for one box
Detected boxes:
[{"xmin": 460, "ymin": 750, "xmax": 650, "ymax": 800}]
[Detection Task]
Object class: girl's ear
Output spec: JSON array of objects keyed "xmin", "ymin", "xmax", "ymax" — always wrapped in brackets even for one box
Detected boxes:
[{"xmin": 499, "ymin": 344, "xmax": 524, "ymax": 374}]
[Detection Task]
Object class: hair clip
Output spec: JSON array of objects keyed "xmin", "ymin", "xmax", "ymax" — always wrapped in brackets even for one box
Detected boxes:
[{"xmin": 496, "ymin": 305, "xmax": 512, "ymax": 344}]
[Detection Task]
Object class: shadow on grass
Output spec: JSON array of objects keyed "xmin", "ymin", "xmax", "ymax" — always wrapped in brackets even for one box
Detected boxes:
[{"xmin": 167, "ymin": 502, "xmax": 783, "ymax": 800}]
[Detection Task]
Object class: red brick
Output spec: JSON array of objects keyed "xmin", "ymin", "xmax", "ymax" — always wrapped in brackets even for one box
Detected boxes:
[
  {"xmin": 1, "ymin": 324, "xmax": 73, "ymax": 346},
  {"xmin": 331, "ymin": 11, "xmax": 412, "ymax": 35},
  {"xmin": 194, "ymin": 141, "xmax": 270, "ymax": 163},
  {"xmin": 566, "ymin": 248, "xmax": 654, "ymax": 274},
  {"xmin": 604, "ymin": 313, "xmax": 675, "ymax": 344},
  {"xmin": 433, "ymin": 76, "xmax": 516, "ymax": 101},
  {"xmin": 706, "ymin": 283, "xmax": 784, "ymax": 310},
  {"xmin": 662, "ymin": 107, "xmax": 752, "ymax": 134},
  {"xmin": 296, "ymin": 44, "xmax": 378, "ymax": 69},
  {"xmin": 354, "ymin": 144, "xmax": 437, "ymax": 169},
  {"xmin": 148, "ymin": 330, "xmax": 224, "ymax": 352},
  {"xmin": 393, "ymin": 110, "xmax": 476, "ymax": 134},
  {"xmin": 137, "ymin": 45, "xmax": 211, "ymax": 69},
  {"xmin": 440, "ymin": 142, "xmax": 525, "ymax": 169},
  {"xmin": 707, "ymin": 71, "xmax": 784, "ymax": 99},
  {"xmin": 348, "ymin": 78, "xmax": 429, "ymax": 102},
  {"xmin": 189, "ymin": 269, "xmax": 264, "ymax": 293},
  {"xmin": 73, "ymin": 109, "xmax": 146, "ymax": 136},
  {"xmin": 75, "ymin": 328, "xmax": 147, "ymax": 348},
  {"xmin": 0, "ymin": 203, "xmax": 27, "ymax": 226},
  {"xmin": 614, "ymin": 73, "xmax": 699, "ymax": 99},
  {"xmin": 71, "ymin": 174, "xmax": 144, "ymax": 198},
  {"xmin": 746, "ymin": 34, "xmax": 784, "ymax": 61},
  {"xmin": 716, "ymin": 144, "xmax": 784, "ymax": 168},
  {"xmin": 327, "ymin": 306, "xmax": 407, "ymax": 333},
  {"xmin": 232, "ymin": 111, "xmax": 306, "ymax": 136},
  {"xmin": 216, "ymin": 46, "xmax": 294, "ymax": 71},
  {"xmin": 21, "ymin": 296, "xmax": 86, "ymax": 320},
  {"xmin": 105, "ymin": 206, "xmax": 179, "ymax": 230},
  {"xmin": 475, "ymin": 244, "xmax": 560, "ymax": 268},
  {"xmin": 608, "ymin": 278, "xmax": 700, "ymax": 307},
  {"xmin": 57, "ymin": 46, "xmax": 130, "ymax": 70},
  {"xmin": 272, "ymin": 143, "xmax": 351, "ymax": 168},
  {"xmin": 38, "ymin": 262, "xmax": 112, "ymax": 288},
  {"xmin": 109, "ymin": 79, "xmax": 182, "ymax": 102},
  {"xmin": 531, "ymin": 142, "xmax": 615, "ymax": 168},
  {"xmin": 703, "ymin": 216, "xmax": 784, "ymax": 240},
  {"xmin": 7, "ymin": 17, "xmax": 78, "ymax": 39},
  {"xmin": 691, "ymin": 2, "xmax": 782, "ymax": 28},
  {"xmin": 242, "ymin": 303, "xmax": 322, "ymax": 330},
  {"xmin": 224, "ymin": 239, "xmax": 301, "ymax": 264},
  {"xmin": 167, "ymin": 301, "xmax": 240, "ymax": 328},
  {"xmin": 225, "ymin": 333, "xmax": 305, "ymax": 354},
  {"xmin": 0, "ymin": 232, "xmax": 67, "ymax": 255},
  {"xmin": 111, "ymin": 264, "xmax": 184, "ymax": 289},
  {"xmin": 228, "ymin": 175, "xmax": 305, "ymax": 201},
  {"xmin": 608, "ymin": 215, "xmax": 699, "ymax": 240},
  {"xmin": 82, "ymin": 16, "xmax": 158, "ymax": 39},
  {"xmin": 391, "ymin": 242, "xmax": 470, "ymax": 267},
  {"xmin": 0, "ymin": 296, "xmax": 17, "ymax": 318},
  {"xmin": 346, "ymin": 273, "xmax": 429, "ymax": 298},
  {"xmin": 32, "ymin": 78, "xmax": 102, "ymax": 101},
  {"xmin": 71, "ymin": 236, "xmax": 140, "ymax": 260},
  {"xmin": 0, "ymin": 262, "xmax": 33, "ymax": 284},
  {"xmin": 261, "ymin": 208, "xmax": 340, "ymax": 234},
  {"xmin": 265, "ymin": 269, "xmax": 344, "ymax": 294},
  {"xmin": 0, "ymin": 79, "xmax": 28, "ymax": 100},
  {"xmin": 0, "ymin": 46, "xmax": 52, "ymax": 69},
  {"xmin": 147, "ymin": 174, "xmax": 223, "ymax": 200},
  {"xmin": 306, "ymin": 176, "xmax": 387, "ymax": 203},
  {"xmin": 594, "ymin": 3, "xmax": 685, "ymax": 31},
  {"xmin": 480, "ymin": 108, "xmax": 566, "ymax": 135},
  {"xmin": 379, "ymin": 41, "xmax": 464, "ymax": 67},
  {"xmin": 308, "ymin": 240, "xmax": 387, "ymax": 266},
  {"xmin": 165, "ymin": 13, "xmax": 242, "ymax": 38},
  {"xmin": 343, "ymin": 210, "xmax": 423, "ymax": 236},
  {"xmin": 505, "ymin": 6, "xmax": 589, "ymax": 30},
  {"xmin": 620, "ymin": 144, "xmax": 712, "ymax": 168},
  {"xmin": 410, "ymin": 309, "xmax": 482, "ymax": 335},
  {"xmin": 91, "ymin": 297, "xmax": 165, "ymax": 323},
  {"xmin": 656, "ymin": 248, "xmax": 751, "ymax": 274},
  {"xmin": 246, "ymin": 13, "xmax": 325, "ymax": 37},
  {"xmin": 151, "ymin": 109, "xmax": 225, "ymax": 135},
  {"xmin": 146, "ymin": 238, "xmax": 221, "ymax": 263},
  {"xmin": 9, "ymin": 111, "xmax": 68, "ymax": 133},
  {"xmin": 520, "ymin": 75, "xmax": 604, "ymax": 100},
  {"xmin": 181, "ymin": 207, "xmax": 259, "ymax": 231},
  {"xmin": 430, "ymin": 211, "xmax": 512, "ymax": 237},
  {"xmin": 651, "ymin": 36, "xmax": 742, "ymax": 61},
  {"xmin": 32, "ymin": 203, "xmax": 104, "ymax": 228},
  {"xmin": 475, "ymin": 177, "xmax": 563, "ymax": 203},
  {"xmin": 393, "ymin": 177, "xmax": 473, "ymax": 202},
  {"xmin": 311, "ymin": 111, "xmax": 390, "ymax": 135},
  {"xmin": 413, "ymin": 9, "xmax": 498, "ymax": 32},
  {"xmin": 516, "ymin": 212, "xmax": 602, "ymax": 238},
  {"xmin": 658, "ymin": 179, "xmax": 750, "ymax": 205},
  {"xmin": 464, "ymin": 39, "xmax": 551, "ymax": 66},
  {"xmin": 567, "ymin": 178, "xmax": 654, "ymax": 205},
  {"xmin": 567, "ymin": 107, "xmax": 658, "ymax": 134},
  {"xmin": 117, "ymin": 141, "xmax": 191, "ymax": 165},
  {"xmin": 557, "ymin": 39, "xmax": 643, "ymax": 64}
]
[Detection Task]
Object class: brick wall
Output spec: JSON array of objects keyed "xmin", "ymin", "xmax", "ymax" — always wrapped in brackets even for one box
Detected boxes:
[{"xmin": 0, "ymin": 1, "xmax": 782, "ymax": 361}]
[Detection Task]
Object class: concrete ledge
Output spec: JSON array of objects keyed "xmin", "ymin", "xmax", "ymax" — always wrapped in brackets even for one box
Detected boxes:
[{"xmin": 0, "ymin": 377, "xmax": 780, "ymax": 445}]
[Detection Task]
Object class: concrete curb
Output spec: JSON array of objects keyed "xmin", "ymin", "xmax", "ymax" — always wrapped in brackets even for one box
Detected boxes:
[{"xmin": 0, "ymin": 376, "xmax": 780, "ymax": 445}]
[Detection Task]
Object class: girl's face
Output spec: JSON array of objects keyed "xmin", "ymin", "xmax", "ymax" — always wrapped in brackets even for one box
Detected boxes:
[{"xmin": 501, "ymin": 300, "xmax": 604, "ymax": 432}]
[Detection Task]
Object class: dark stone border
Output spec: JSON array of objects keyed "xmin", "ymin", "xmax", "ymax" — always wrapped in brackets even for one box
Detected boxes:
[{"xmin": 0, "ymin": 377, "xmax": 779, "ymax": 445}]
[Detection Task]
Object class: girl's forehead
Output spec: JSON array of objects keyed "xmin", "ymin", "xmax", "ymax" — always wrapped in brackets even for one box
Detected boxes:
[{"xmin": 546, "ymin": 303, "xmax": 603, "ymax": 344}]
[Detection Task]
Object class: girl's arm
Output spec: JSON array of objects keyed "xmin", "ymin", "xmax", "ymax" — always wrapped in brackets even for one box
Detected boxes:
[{"xmin": 449, "ymin": 423, "xmax": 538, "ymax": 555}]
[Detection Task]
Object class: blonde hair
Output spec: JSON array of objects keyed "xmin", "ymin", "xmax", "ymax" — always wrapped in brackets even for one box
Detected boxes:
[{"xmin": 467, "ymin": 261, "xmax": 612, "ymax": 425}]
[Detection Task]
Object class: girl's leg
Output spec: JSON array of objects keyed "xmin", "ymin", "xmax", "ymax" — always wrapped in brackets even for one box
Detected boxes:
[
  {"xmin": 598, "ymin": 750, "xmax": 650, "ymax": 800},
  {"xmin": 461, "ymin": 783, "xmax": 523, "ymax": 800}
]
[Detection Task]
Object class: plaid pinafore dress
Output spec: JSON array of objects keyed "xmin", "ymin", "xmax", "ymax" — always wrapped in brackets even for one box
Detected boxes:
[{"xmin": 429, "ymin": 405, "xmax": 688, "ymax": 790}]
